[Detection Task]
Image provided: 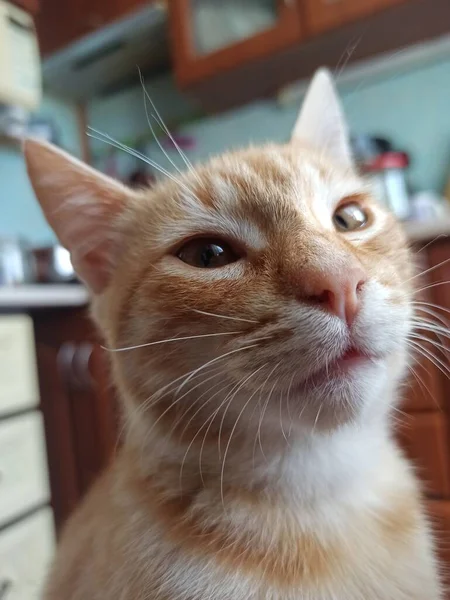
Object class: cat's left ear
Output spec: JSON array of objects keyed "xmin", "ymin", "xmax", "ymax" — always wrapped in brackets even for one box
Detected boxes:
[
  {"xmin": 24, "ymin": 139, "xmax": 133, "ymax": 294},
  {"xmin": 291, "ymin": 67, "xmax": 354, "ymax": 170}
]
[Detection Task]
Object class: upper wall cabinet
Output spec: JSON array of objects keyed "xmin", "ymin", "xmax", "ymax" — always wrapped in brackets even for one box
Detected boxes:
[
  {"xmin": 36, "ymin": 0, "xmax": 148, "ymax": 56},
  {"xmin": 10, "ymin": 0, "xmax": 39, "ymax": 14},
  {"xmin": 303, "ymin": 0, "xmax": 408, "ymax": 35},
  {"xmin": 168, "ymin": 0, "xmax": 450, "ymax": 113},
  {"xmin": 169, "ymin": 0, "xmax": 304, "ymax": 87}
]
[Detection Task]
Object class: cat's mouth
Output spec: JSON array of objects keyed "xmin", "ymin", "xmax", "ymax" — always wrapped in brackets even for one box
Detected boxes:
[{"xmin": 301, "ymin": 345, "xmax": 380, "ymax": 389}]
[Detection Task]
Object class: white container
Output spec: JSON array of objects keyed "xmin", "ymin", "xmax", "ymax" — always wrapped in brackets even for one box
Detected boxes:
[{"xmin": 0, "ymin": 0, "xmax": 41, "ymax": 110}]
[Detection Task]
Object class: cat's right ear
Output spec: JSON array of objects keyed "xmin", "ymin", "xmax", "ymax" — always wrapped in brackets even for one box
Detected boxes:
[
  {"xmin": 291, "ymin": 68, "xmax": 354, "ymax": 170},
  {"xmin": 24, "ymin": 139, "xmax": 132, "ymax": 294}
]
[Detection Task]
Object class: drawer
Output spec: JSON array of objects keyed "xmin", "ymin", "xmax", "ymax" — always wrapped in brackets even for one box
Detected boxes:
[
  {"xmin": 427, "ymin": 501, "xmax": 450, "ymax": 593},
  {"xmin": 396, "ymin": 412, "xmax": 450, "ymax": 498},
  {"xmin": 0, "ymin": 315, "xmax": 39, "ymax": 417},
  {"xmin": 0, "ymin": 507, "xmax": 55, "ymax": 600},
  {"xmin": 0, "ymin": 411, "xmax": 50, "ymax": 527}
]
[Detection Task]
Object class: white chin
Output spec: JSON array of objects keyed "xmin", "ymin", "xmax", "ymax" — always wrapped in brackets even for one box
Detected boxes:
[{"xmin": 297, "ymin": 360, "xmax": 390, "ymax": 429}]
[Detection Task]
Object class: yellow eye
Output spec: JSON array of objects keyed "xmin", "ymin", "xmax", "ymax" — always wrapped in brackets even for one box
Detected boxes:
[
  {"xmin": 176, "ymin": 238, "xmax": 239, "ymax": 268},
  {"xmin": 333, "ymin": 203, "xmax": 369, "ymax": 232}
]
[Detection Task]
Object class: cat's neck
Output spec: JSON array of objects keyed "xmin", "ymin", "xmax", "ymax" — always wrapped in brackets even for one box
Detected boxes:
[{"xmin": 126, "ymin": 406, "xmax": 393, "ymax": 508}]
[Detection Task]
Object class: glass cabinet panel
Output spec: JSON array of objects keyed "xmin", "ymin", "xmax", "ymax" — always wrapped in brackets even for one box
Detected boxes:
[{"xmin": 190, "ymin": 0, "xmax": 280, "ymax": 55}]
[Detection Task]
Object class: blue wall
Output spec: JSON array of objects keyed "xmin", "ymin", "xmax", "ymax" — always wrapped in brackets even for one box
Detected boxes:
[
  {"xmin": 0, "ymin": 96, "xmax": 81, "ymax": 245},
  {"xmin": 3, "ymin": 51, "xmax": 450, "ymax": 245},
  {"xmin": 88, "ymin": 54, "xmax": 450, "ymax": 194}
]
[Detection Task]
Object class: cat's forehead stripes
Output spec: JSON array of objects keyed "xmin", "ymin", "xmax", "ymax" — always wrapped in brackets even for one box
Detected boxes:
[{"xmin": 178, "ymin": 147, "xmax": 367, "ymax": 241}]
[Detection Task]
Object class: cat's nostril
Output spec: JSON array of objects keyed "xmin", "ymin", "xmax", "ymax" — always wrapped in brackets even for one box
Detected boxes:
[
  {"xmin": 356, "ymin": 279, "xmax": 365, "ymax": 293},
  {"xmin": 299, "ymin": 268, "xmax": 367, "ymax": 326}
]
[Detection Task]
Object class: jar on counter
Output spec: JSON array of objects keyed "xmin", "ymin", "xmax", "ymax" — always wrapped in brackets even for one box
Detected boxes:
[{"xmin": 363, "ymin": 152, "xmax": 410, "ymax": 220}]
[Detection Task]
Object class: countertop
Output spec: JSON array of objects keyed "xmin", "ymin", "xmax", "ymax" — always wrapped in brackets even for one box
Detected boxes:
[
  {"xmin": 0, "ymin": 284, "xmax": 90, "ymax": 309},
  {"xmin": 0, "ymin": 218, "xmax": 449, "ymax": 309},
  {"xmin": 402, "ymin": 216, "xmax": 450, "ymax": 243}
]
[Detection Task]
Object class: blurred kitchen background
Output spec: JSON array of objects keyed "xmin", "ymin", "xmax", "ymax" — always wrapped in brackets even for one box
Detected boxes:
[{"xmin": 2, "ymin": 1, "xmax": 450, "ymax": 597}]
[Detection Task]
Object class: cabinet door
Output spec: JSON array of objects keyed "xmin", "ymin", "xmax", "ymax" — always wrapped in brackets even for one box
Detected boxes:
[
  {"xmin": 36, "ymin": 0, "xmax": 147, "ymax": 56},
  {"xmin": 170, "ymin": 0, "xmax": 304, "ymax": 86},
  {"xmin": 303, "ymin": 0, "xmax": 408, "ymax": 35},
  {"xmin": 426, "ymin": 242, "xmax": 450, "ymax": 406},
  {"xmin": 35, "ymin": 340, "xmax": 80, "ymax": 530},
  {"xmin": 34, "ymin": 308, "xmax": 118, "ymax": 530},
  {"xmin": 68, "ymin": 343, "xmax": 118, "ymax": 494},
  {"xmin": 10, "ymin": 0, "xmax": 39, "ymax": 14},
  {"xmin": 396, "ymin": 412, "xmax": 450, "ymax": 499}
]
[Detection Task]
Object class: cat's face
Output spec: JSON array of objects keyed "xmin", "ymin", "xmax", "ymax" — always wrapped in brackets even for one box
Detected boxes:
[{"xmin": 25, "ymin": 70, "xmax": 413, "ymax": 441}]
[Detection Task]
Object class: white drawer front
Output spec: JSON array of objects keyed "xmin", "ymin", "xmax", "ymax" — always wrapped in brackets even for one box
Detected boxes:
[
  {"xmin": 0, "ymin": 315, "xmax": 39, "ymax": 417},
  {"xmin": 0, "ymin": 411, "xmax": 50, "ymax": 527},
  {"xmin": 0, "ymin": 507, "xmax": 55, "ymax": 600}
]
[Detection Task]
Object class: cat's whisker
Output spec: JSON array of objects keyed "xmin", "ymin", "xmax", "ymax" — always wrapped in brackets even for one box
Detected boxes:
[
  {"xmin": 168, "ymin": 376, "xmax": 230, "ymax": 440},
  {"xmin": 406, "ymin": 362, "xmax": 439, "ymax": 411},
  {"xmin": 177, "ymin": 380, "xmax": 235, "ymax": 446},
  {"xmin": 137, "ymin": 364, "xmax": 223, "ymax": 422},
  {"xmin": 413, "ymin": 305, "xmax": 450, "ymax": 329},
  {"xmin": 255, "ymin": 364, "xmax": 281, "ymax": 464},
  {"xmin": 414, "ymin": 235, "xmax": 447, "ymax": 254},
  {"xmin": 412, "ymin": 307, "xmax": 449, "ymax": 348},
  {"xmin": 312, "ymin": 403, "xmax": 323, "ymax": 435},
  {"xmin": 279, "ymin": 387, "xmax": 289, "ymax": 446},
  {"xmin": 408, "ymin": 332, "xmax": 450, "ymax": 358},
  {"xmin": 175, "ymin": 344, "xmax": 261, "ymax": 397},
  {"xmin": 412, "ymin": 300, "xmax": 450, "ymax": 318},
  {"xmin": 334, "ymin": 35, "xmax": 361, "ymax": 81},
  {"xmin": 219, "ymin": 365, "xmax": 268, "ymax": 509},
  {"xmin": 286, "ymin": 372, "xmax": 296, "ymax": 438},
  {"xmin": 115, "ymin": 364, "xmax": 208, "ymax": 446},
  {"xmin": 87, "ymin": 128, "xmax": 193, "ymax": 194},
  {"xmin": 217, "ymin": 365, "xmax": 266, "ymax": 460},
  {"xmin": 143, "ymin": 370, "xmax": 226, "ymax": 439},
  {"xmin": 102, "ymin": 331, "xmax": 240, "ymax": 353},
  {"xmin": 410, "ymin": 318, "xmax": 450, "ymax": 339},
  {"xmin": 415, "ymin": 280, "xmax": 450, "ymax": 294},
  {"xmin": 190, "ymin": 308, "xmax": 258, "ymax": 324},
  {"xmin": 139, "ymin": 70, "xmax": 188, "ymax": 182},
  {"xmin": 403, "ymin": 256, "xmax": 450, "ymax": 285},
  {"xmin": 407, "ymin": 340, "xmax": 450, "ymax": 381},
  {"xmin": 179, "ymin": 385, "xmax": 238, "ymax": 492},
  {"xmin": 137, "ymin": 69, "xmax": 203, "ymax": 190}
]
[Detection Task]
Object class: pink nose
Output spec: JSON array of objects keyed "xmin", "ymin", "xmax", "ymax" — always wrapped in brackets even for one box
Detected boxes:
[{"xmin": 302, "ymin": 267, "xmax": 366, "ymax": 326}]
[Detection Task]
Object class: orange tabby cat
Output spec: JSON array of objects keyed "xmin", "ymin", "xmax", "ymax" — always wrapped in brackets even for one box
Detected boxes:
[{"xmin": 26, "ymin": 69, "xmax": 441, "ymax": 599}]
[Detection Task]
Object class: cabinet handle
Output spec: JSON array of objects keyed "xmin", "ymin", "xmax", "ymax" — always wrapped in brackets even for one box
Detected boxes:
[
  {"xmin": 73, "ymin": 343, "xmax": 95, "ymax": 391},
  {"xmin": 57, "ymin": 342, "xmax": 76, "ymax": 390},
  {"xmin": 0, "ymin": 579, "xmax": 12, "ymax": 600}
]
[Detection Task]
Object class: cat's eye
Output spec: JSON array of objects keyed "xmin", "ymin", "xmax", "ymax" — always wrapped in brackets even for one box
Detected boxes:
[
  {"xmin": 333, "ymin": 202, "xmax": 369, "ymax": 232},
  {"xmin": 176, "ymin": 238, "xmax": 239, "ymax": 268}
]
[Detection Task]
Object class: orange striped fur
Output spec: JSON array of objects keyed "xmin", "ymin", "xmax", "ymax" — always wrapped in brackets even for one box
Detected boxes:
[{"xmin": 25, "ymin": 69, "xmax": 441, "ymax": 599}]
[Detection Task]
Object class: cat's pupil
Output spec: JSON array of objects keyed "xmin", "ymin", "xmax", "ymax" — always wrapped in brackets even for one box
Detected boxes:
[
  {"xmin": 335, "ymin": 214, "xmax": 349, "ymax": 230},
  {"xmin": 201, "ymin": 244, "xmax": 224, "ymax": 267},
  {"xmin": 176, "ymin": 238, "xmax": 237, "ymax": 268}
]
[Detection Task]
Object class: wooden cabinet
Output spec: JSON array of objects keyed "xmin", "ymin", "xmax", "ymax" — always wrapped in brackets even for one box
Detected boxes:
[
  {"xmin": 169, "ymin": 0, "xmax": 450, "ymax": 112},
  {"xmin": 33, "ymin": 307, "xmax": 117, "ymax": 531},
  {"xmin": 396, "ymin": 240, "xmax": 450, "ymax": 596},
  {"xmin": 397, "ymin": 412, "xmax": 450, "ymax": 498},
  {"xmin": 35, "ymin": 0, "xmax": 148, "ymax": 56},
  {"xmin": 303, "ymin": 0, "xmax": 408, "ymax": 35},
  {"xmin": 427, "ymin": 501, "xmax": 450, "ymax": 590},
  {"xmin": 169, "ymin": 0, "xmax": 304, "ymax": 87},
  {"xmin": 10, "ymin": 0, "xmax": 39, "ymax": 14}
]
